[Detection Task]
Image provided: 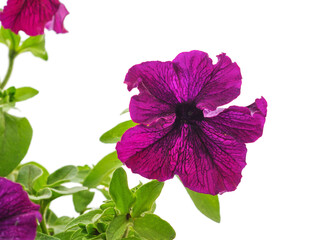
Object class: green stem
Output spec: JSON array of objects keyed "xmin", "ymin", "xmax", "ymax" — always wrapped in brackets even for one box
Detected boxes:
[
  {"xmin": 122, "ymin": 225, "xmax": 130, "ymax": 238},
  {"xmin": 39, "ymin": 200, "xmax": 50, "ymax": 235},
  {"xmin": 0, "ymin": 51, "xmax": 16, "ymax": 90}
]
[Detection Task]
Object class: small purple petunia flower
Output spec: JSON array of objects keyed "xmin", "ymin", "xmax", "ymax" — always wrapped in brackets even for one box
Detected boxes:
[
  {"xmin": 116, "ymin": 51, "xmax": 267, "ymax": 195},
  {"xmin": 0, "ymin": 0, "xmax": 69, "ymax": 36},
  {"xmin": 0, "ymin": 177, "xmax": 42, "ymax": 239}
]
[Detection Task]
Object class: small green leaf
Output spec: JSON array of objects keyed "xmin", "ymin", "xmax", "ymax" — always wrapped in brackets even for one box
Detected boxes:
[
  {"xmin": 54, "ymin": 231, "xmax": 75, "ymax": 240},
  {"xmin": 70, "ymin": 229, "xmax": 85, "ymax": 240},
  {"xmin": 24, "ymin": 161, "xmax": 49, "ymax": 191},
  {"xmin": 186, "ymin": 187, "xmax": 221, "ymax": 223},
  {"xmin": 65, "ymin": 209, "xmax": 103, "ymax": 230},
  {"xmin": 14, "ymin": 87, "xmax": 39, "ymax": 102},
  {"xmin": 71, "ymin": 165, "xmax": 91, "ymax": 183},
  {"xmin": 131, "ymin": 180, "xmax": 164, "ymax": 217},
  {"xmin": 47, "ymin": 165, "xmax": 78, "ymax": 186},
  {"xmin": 96, "ymin": 222, "xmax": 107, "ymax": 233},
  {"xmin": 109, "ymin": 168, "xmax": 135, "ymax": 215},
  {"xmin": 86, "ymin": 223, "xmax": 99, "ymax": 235},
  {"xmin": 99, "ymin": 207, "xmax": 116, "ymax": 222},
  {"xmin": 73, "ymin": 190, "xmax": 95, "ymax": 214},
  {"xmin": 35, "ymin": 232, "xmax": 60, "ymax": 240},
  {"xmin": 83, "ymin": 152, "xmax": 122, "ymax": 188},
  {"xmin": 106, "ymin": 215, "xmax": 129, "ymax": 240},
  {"xmin": 0, "ymin": 111, "xmax": 33, "ymax": 177},
  {"xmin": 133, "ymin": 214, "xmax": 176, "ymax": 240},
  {"xmin": 45, "ymin": 209, "xmax": 58, "ymax": 226},
  {"xmin": 0, "ymin": 26, "xmax": 21, "ymax": 50},
  {"xmin": 50, "ymin": 186, "xmax": 88, "ymax": 198},
  {"xmin": 120, "ymin": 108, "xmax": 129, "ymax": 115},
  {"xmin": 51, "ymin": 216, "xmax": 74, "ymax": 235},
  {"xmin": 100, "ymin": 120, "xmax": 137, "ymax": 144},
  {"xmin": 29, "ymin": 188, "xmax": 52, "ymax": 200},
  {"xmin": 18, "ymin": 35, "xmax": 48, "ymax": 60},
  {"xmin": 16, "ymin": 164, "xmax": 43, "ymax": 192}
]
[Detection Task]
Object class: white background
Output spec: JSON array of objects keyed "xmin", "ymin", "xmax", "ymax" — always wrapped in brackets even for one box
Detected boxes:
[{"xmin": 1, "ymin": 0, "xmax": 326, "ymax": 239}]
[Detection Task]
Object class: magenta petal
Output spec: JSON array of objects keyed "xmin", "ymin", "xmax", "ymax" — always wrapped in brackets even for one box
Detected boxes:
[
  {"xmin": 45, "ymin": 3, "xmax": 69, "ymax": 33},
  {"xmin": 208, "ymin": 97, "xmax": 267, "ymax": 143},
  {"xmin": 248, "ymin": 96, "xmax": 267, "ymax": 117},
  {"xmin": 116, "ymin": 121, "xmax": 177, "ymax": 181},
  {"xmin": 125, "ymin": 61, "xmax": 180, "ymax": 124},
  {"xmin": 172, "ymin": 51, "xmax": 214, "ymax": 102},
  {"xmin": 196, "ymin": 53, "xmax": 242, "ymax": 110},
  {"xmin": 0, "ymin": 177, "xmax": 41, "ymax": 239},
  {"xmin": 176, "ymin": 122, "xmax": 247, "ymax": 195},
  {"xmin": 129, "ymin": 91, "xmax": 175, "ymax": 125},
  {"xmin": 0, "ymin": 213, "xmax": 40, "ymax": 239},
  {"xmin": 117, "ymin": 120, "xmax": 247, "ymax": 195},
  {"xmin": 0, "ymin": 0, "xmax": 68, "ymax": 36}
]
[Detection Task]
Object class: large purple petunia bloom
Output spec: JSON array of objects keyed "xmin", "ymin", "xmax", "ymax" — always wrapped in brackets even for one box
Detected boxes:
[
  {"xmin": 116, "ymin": 51, "xmax": 267, "ymax": 195},
  {"xmin": 0, "ymin": 177, "xmax": 42, "ymax": 239},
  {"xmin": 0, "ymin": 0, "xmax": 69, "ymax": 36}
]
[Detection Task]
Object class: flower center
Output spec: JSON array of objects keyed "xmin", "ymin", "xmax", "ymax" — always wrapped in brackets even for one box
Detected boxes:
[{"xmin": 175, "ymin": 103, "xmax": 204, "ymax": 123}]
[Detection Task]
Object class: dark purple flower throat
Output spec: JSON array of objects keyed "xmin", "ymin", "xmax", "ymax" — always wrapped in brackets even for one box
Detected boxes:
[{"xmin": 175, "ymin": 102, "xmax": 204, "ymax": 124}]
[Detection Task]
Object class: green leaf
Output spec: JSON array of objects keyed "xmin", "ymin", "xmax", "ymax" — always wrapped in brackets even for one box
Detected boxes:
[
  {"xmin": 86, "ymin": 223, "xmax": 99, "ymax": 235},
  {"xmin": 17, "ymin": 35, "xmax": 48, "ymax": 60},
  {"xmin": 54, "ymin": 231, "xmax": 75, "ymax": 240},
  {"xmin": 24, "ymin": 161, "xmax": 49, "ymax": 191},
  {"xmin": 131, "ymin": 180, "xmax": 164, "ymax": 217},
  {"xmin": 109, "ymin": 168, "xmax": 135, "ymax": 215},
  {"xmin": 35, "ymin": 232, "xmax": 60, "ymax": 240},
  {"xmin": 45, "ymin": 209, "xmax": 58, "ymax": 226},
  {"xmin": 98, "ymin": 207, "xmax": 116, "ymax": 222},
  {"xmin": 120, "ymin": 108, "xmax": 129, "ymax": 115},
  {"xmin": 65, "ymin": 209, "xmax": 103, "ymax": 230},
  {"xmin": 47, "ymin": 165, "xmax": 78, "ymax": 186},
  {"xmin": 0, "ymin": 111, "xmax": 33, "ymax": 176},
  {"xmin": 73, "ymin": 190, "xmax": 95, "ymax": 214},
  {"xmin": 29, "ymin": 188, "xmax": 52, "ymax": 201},
  {"xmin": 83, "ymin": 152, "xmax": 122, "ymax": 188},
  {"xmin": 186, "ymin": 187, "xmax": 221, "ymax": 223},
  {"xmin": 16, "ymin": 164, "xmax": 43, "ymax": 192},
  {"xmin": 51, "ymin": 216, "xmax": 74, "ymax": 235},
  {"xmin": 50, "ymin": 186, "xmax": 88, "ymax": 199},
  {"xmin": 71, "ymin": 165, "xmax": 91, "ymax": 183},
  {"xmin": 133, "ymin": 214, "xmax": 176, "ymax": 240},
  {"xmin": 14, "ymin": 87, "xmax": 39, "ymax": 102},
  {"xmin": 70, "ymin": 229, "xmax": 85, "ymax": 240},
  {"xmin": 0, "ymin": 26, "xmax": 21, "ymax": 50},
  {"xmin": 106, "ymin": 215, "xmax": 129, "ymax": 240},
  {"xmin": 100, "ymin": 120, "xmax": 137, "ymax": 144}
]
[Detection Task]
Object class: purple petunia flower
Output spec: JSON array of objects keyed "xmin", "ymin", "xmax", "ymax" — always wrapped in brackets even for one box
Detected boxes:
[
  {"xmin": 0, "ymin": 0, "xmax": 69, "ymax": 36},
  {"xmin": 116, "ymin": 51, "xmax": 267, "ymax": 195},
  {"xmin": 0, "ymin": 177, "xmax": 42, "ymax": 239}
]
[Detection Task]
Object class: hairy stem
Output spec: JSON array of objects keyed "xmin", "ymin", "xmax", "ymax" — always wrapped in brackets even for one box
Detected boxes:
[
  {"xmin": 0, "ymin": 51, "xmax": 16, "ymax": 90},
  {"xmin": 39, "ymin": 200, "xmax": 50, "ymax": 235},
  {"xmin": 122, "ymin": 225, "xmax": 130, "ymax": 238}
]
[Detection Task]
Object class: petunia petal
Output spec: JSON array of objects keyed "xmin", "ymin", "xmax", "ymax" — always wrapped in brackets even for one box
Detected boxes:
[
  {"xmin": 129, "ymin": 91, "xmax": 175, "ymax": 125},
  {"xmin": 125, "ymin": 61, "xmax": 180, "ymax": 124},
  {"xmin": 195, "ymin": 53, "xmax": 242, "ymax": 110},
  {"xmin": 206, "ymin": 97, "xmax": 267, "ymax": 143},
  {"xmin": 0, "ymin": 178, "xmax": 41, "ymax": 239},
  {"xmin": 0, "ymin": 212, "xmax": 40, "ymax": 239},
  {"xmin": 116, "ymin": 120, "xmax": 247, "ymax": 195},
  {"xmin": 176, "ymin": 122, "xmax": 247, "ymax": 195},
  {"xmin": 116, "ymin": 121, "xmax": 177, "ymax": 181},
  {"xmin": 45, "ymin": 3, "xmax": 69, "ymax": 33},
  {"xmin": 0, "ymin": 0, "xmax": 61, "ymax": 36},
  {"xmin": 172, "ymin": 50, "xmax": 214, "ymax": 102}
]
